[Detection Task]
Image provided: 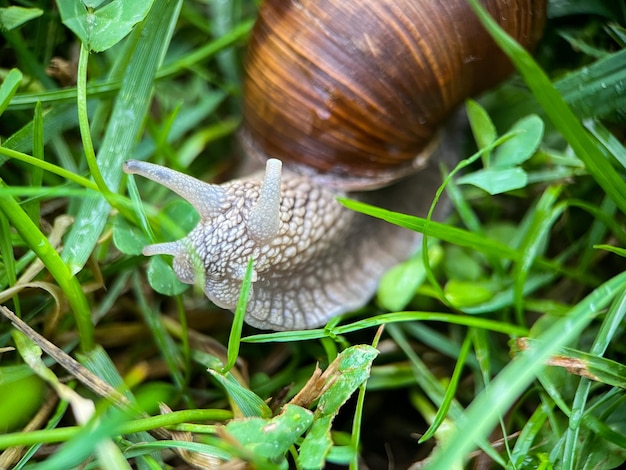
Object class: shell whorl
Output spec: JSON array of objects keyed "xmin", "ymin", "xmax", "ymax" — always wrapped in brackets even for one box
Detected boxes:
[{"xmin": 241, "ymin": 0, "xmax": 547, "ymax": 189}]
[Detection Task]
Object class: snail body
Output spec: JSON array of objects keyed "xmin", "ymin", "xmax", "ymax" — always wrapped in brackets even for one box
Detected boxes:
[{"xmin": 124, "ymin": 0, "xmax": 546, "ymax": 330}]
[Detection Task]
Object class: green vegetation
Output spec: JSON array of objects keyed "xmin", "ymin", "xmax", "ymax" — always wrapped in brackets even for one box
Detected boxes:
[{"xmin": 1, "ymin": 0, "xmax": 625, "ymax": 468}]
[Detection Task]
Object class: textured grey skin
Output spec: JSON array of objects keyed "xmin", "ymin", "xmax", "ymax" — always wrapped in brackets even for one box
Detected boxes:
[{"xmin": 123, "ymin": 125, "xmax": 460, "ymax": 331}]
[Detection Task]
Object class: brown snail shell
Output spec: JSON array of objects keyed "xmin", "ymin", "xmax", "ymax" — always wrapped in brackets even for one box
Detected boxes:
[{"xmin": 241, "ymin": 0, "xmax": 547, "ymax": 190}]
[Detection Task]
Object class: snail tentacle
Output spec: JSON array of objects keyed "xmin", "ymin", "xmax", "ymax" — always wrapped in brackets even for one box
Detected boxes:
[
  {"xmin": 247, "ymin": 159, "xmax": 282, "ymax": 243},
  {"xmin": 123, "ymin": 159, "xmax": 226, "ymax": 219},
  {"xmin": 142, "ymin": 240, "xmax": 186, "ymax": 257}
]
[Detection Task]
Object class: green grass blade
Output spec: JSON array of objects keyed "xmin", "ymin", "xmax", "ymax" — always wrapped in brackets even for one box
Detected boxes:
[
  {"xmin": 129, "ymin": 274, "xmax": 186, "ymax": 393},
  {"xmin": 0, "ymin": 146, "xmax": 97, "ymax": 191},
  {"xmin": 0, "ymin": 212, "xmax": 18, "ymax": 305},
  {"xmin": 562, "ymin": 289, "xmax": 626, "ymax": 468},
  {"xmin": 467, "ymin": 0, "xmax": 626, "ymax": 216},
  {"xmin": 24, "ymin": 101, "xmax": 44, "ymax": 224},
  {"xmin": 1, "ymin": 105, "xmax": 84, "ymax": 159},
  {"xmin": 387, "ymin": 324, "xmax": 505, "ymax": 465},
  {"xmin": 0, "ymin": 409, "xmax": 231, "ymax": 451},
  {"xmin": 340, "ymin": 198, "xmax": 581, "ymax": 283},
  {"xmin": 0, "ymin": 184, "xmax": 94, "ymax": 351},
  {"xmin": 223, "ymin": 258, "xmax": 254, "ymax": 373},
  {"xmin": 4, "ymin": 21, "xmax": 252, "ymax": 112},
  {"xmin": 511, "ymin": 185, "xmax": 563, "ymax": 325},
  {"xmin": 0, "ymin": 68, "xmax": 22, "ymax": 115},
  {"xmin": 208, "ymin": 370, "xmax": 272, "ymax": 418},
  {"xmin": 508, "ymin": 399, "xmax": 554, "ymax": 469},
  {"xmin": 61, "ymin": 0, "xmax": 183, "ymax": 274},
  {"xmin": 76, "ymin": 43, "xmax": 112, "ymax": 199},
  {"xmin": 420, "ymin": 334, "xmax": 472, "ymax": 442},
  {"xmin": 425, "ymin": 270, "xmax": 626, "ymax": 467},
  {"xmin": 585, "ymin": 119, "xmax": 626, "ymax": 170},
  {"xmin": 243, "ymin": 312, "xmax": 528, "ymax": 344},
  {"xmin": 12, "ymin": 396, "xmax": 70, "ymax": 469}
]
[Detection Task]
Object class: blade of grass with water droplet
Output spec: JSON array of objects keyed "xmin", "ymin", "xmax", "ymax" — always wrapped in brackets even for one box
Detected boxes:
[{"xmin": 61, "ymin": 0, "xmax": 182, "ymax": 274}]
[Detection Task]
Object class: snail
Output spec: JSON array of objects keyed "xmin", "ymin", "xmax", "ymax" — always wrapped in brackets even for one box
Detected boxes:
[{"xmin": 124, "ymin": 0, "xmax": 546, "ymax": 331}]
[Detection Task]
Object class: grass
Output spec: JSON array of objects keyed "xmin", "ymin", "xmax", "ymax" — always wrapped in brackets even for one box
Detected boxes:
[{"xmin": 1, "ymin": 0, "xmax": 626, "ymax": 468}]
